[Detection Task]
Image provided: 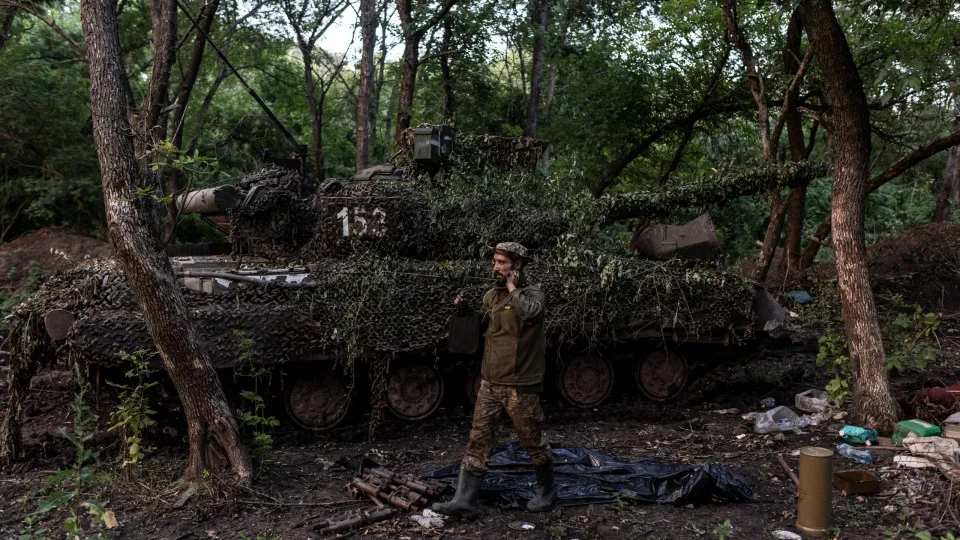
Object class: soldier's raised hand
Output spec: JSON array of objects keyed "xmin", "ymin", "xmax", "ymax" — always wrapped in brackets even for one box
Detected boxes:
[{"xmin": 454, "ymin": 292, "xmax": 465, "ymax": 307}]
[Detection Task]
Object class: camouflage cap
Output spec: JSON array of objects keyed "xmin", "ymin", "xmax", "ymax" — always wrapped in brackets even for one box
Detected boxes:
[{"xmin": 493, "ymin": 242, "xmax": 531, "ymax": 261}]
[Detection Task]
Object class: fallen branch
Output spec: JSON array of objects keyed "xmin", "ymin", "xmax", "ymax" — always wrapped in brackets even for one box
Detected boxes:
[{"xmin": 776, "ymin": 454, "xmax": 800, "ymax": 489}]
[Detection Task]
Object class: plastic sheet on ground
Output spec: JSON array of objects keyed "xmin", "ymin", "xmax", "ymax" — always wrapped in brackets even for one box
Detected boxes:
[{"xmin": 423, "ymin": 443, "xmax": 753, "ymax": 507}]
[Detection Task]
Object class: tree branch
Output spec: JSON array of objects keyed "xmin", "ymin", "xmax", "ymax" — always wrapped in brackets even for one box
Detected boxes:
[
  {"xmin": 0, "ymin": 0, "xmax": 84, "ymax": 58},
  {"xmin": 412, "ymin": 0, "xmax": 457, "ymax": 39},
  {"xmin": 800, "ymin": 130, "xmax": 960, "ymax": 267},
  {"xmin": 418, "ymin": 48, "xmax": 459, "ymax": 63},
  {"xmin": 770, "ymin": 45, "xmax": 814, "ymax": 149},
  {"xmin": 722, "ymin": 0, "xmax": 771, "ymax": 161}
]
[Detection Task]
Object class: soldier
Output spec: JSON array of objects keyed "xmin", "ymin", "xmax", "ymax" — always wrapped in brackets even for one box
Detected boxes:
[{"xmin": 432, "ymin": 242, "xmax": 557, "ymax": 517}]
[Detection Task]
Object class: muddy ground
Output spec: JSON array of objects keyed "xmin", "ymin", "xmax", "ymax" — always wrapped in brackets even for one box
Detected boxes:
[
  {"xmin": 1, "ymin": 224, "xmax": 959, "ymax": 539},
  {"xmin": 1, "ymin": 332, "xmax": 958, "ymax": 540}
]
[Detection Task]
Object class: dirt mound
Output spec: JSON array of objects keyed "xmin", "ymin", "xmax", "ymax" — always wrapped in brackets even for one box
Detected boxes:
[
  {"xmin": 809, "ymin": 223, "xmax": 960, "ymax": 312},
  {"xmin": 0, "ymin": 227, "xmax": 111, "ymax": 291}
]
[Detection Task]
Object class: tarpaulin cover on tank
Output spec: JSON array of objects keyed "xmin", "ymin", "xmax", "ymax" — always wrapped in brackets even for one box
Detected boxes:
[{"xmin": 423, "ymin": 443, "xmax": 752, "ymax": 506}]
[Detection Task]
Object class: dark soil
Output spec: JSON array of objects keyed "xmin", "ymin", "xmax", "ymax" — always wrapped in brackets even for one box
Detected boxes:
[
  {"xmin": 1, "ymin": 338, "xmax": 957, "ymax": 540},
  {"xmin": 0, "ymin": 226, "xmax": 111, "ymax": 290},
  {"xmin": 1, "ymin": 224, "xmax": 959, "ymax": 539}
]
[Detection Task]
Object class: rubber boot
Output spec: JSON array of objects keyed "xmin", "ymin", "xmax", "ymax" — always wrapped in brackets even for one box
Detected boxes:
[
  {"xmin": 526, "ymin": 462, "xmax": 558, "ymax": 512},
  {"xmin": 432, "ymin": 468, "xmax": 483, "ymax": 517}
]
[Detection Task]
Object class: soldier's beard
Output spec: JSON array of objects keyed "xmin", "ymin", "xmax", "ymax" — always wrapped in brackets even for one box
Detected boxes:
[{"xmin": 494, "ymin": 271, "xmax": 506, "ymax": 287}]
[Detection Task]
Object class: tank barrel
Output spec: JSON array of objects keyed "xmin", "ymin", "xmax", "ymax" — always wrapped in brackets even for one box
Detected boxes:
[{"xmin": 175, "ymin": 185, "xmax": 245, "ymax": 215}]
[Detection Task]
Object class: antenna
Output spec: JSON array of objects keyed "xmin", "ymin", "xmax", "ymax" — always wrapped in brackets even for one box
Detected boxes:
[{"xmin": 174, "ymin": 0, "xmax": 307, "ymax": 165}]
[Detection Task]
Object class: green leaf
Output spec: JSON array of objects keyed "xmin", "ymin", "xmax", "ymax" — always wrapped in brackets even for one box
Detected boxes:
[{"xmin": 35, "ymin": 490, "xmax": 73, "ymax": 514}]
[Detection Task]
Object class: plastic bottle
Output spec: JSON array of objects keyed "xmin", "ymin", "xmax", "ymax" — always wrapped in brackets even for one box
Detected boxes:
[
  {"xmin": 836, "ymin": 443, "xmax": 872, "ymax": 464},
  {"xmin": 839, "ymin": 425, "xmax": 878, "ymax": 445}
]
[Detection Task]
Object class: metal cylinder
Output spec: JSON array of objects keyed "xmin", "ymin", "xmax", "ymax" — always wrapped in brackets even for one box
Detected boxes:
[{"xmin": 796, "ymin": 446, "xmax": 833, "ymax": 537}]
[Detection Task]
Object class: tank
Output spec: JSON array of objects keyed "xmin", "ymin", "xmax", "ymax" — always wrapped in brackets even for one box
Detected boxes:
[{"xmin": 14, "ymin": 126, "xmax": 786, "ymax": 431}]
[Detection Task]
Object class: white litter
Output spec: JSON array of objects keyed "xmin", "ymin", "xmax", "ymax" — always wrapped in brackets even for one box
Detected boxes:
[
  {"xmin": 773, "ymin": 531, "xmax": 803, "ymax": 540},
  {"xmin": 410, "ymin": 509, "xmax": 447, "ymax": 528},
  {"xmin": 894, "ymin": 455, "xmax": 936, "ymax": 469}
]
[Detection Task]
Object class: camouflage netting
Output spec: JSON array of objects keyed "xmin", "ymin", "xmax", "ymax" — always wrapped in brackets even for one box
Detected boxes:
[
  {"xmin": 14, "ymin": 252, "xmax": 756, "ymax": 372},
  {"xmin": 395, "ymin": 128, "xmax": 549, "ymax": 174},
  {"xmin": 595, "ymin": 161, "xmax": 829, "ymax": 224},
  {"xmin": 230, "ymin": 129, "xmax": 569, "ymax": 261},
  {"xmin": 230, "ymin": 165, "xmax": 319, "ymax": 259}
]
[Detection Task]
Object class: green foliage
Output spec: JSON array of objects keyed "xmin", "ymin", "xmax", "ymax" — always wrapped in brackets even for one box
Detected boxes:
[
  {"xmin": 20, "ymin": 376, "xmax": 117, "ymax": 539},
  {"xmin": 817, "ymin": 291, "xmax": 941, "ymax": 404},
  {"xmin": 1, "ymin": 261, "xmax": 46, "ymax": 311},
  {"xmin": 882, "ymin": 295, "xmax": 940, "ymax": 373},
  {"xmin": 712, "ymin": 519, "xmax": 734, "ymax": 540},
  {"xmin": 817, "ymin": 325, "xmax": 852, "ymax": 405},
  {"xmin": 915, "ymin": 532, "xmax": 958, "ymax": 540},
  {"xmin": 107, "ymin": 349, "xmax": 159, "ymax": 468},
  {"xmin": 233, "ymin": 331, "xmax": 279, "ymax": 467}
]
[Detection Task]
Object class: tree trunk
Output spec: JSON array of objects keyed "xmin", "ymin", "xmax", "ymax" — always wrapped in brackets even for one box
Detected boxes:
[
  {"xmin": 781, "ymin": 8, "xmax": 808, "ymax": 276},
  {"xmin": 933, "ymin": 95, "xmax": 958, "ymax": 222},
  {"xmin": 933, "ymin": 147, "xmax": 958, "ymax": 222},
  {"xmin": 544, "ymin": 0, "xmax": 573, "ymax": 119},
  {"xmin": 370, "ymin": 3, "xmax": 389, "ymax": 160},
  {"xmin": 395, "ymin": 37, "xmax": 420, "ymax": 145},
  {"xmin": 800, "ymin": 128, "xmax": 960, "ymax": 267},
  {"xmin": 393, "ymin": 0, "xmax": 458, "ymax": 145},
  {"xmin": 524, "ymin": 0, "xmax": 548, "ymax": 137},
  {"xmin": 802, "ymin": 0, "xmax": 899, "ymax": 431},
  {"xmin": 355, "ymin": 0, "xmax": 376, "ymax": 171},
  {"xmin": 0, "ymin": 5, "xmax": 17, "ymax": 53},
  {"xmin": 80, "ymin": 0, "xmax": 251, "ymax": 481},
  {"xmin": 439, "ymin": 19, "xmax": 454, "ymax": 121},
  {"xmin": 724, "ymin": 0, "xmax": 779, "ymax": 282},
  {"xmin": 754, "ymin": 196, "xmax": 786, "ymax": 282},
  {"xmin": 163, "ymin": 0, "xmax": 220, "ymax": 244},
  {"xmin": 301, "ymin": 46, "xmax": 325, "ymax": 179},
  {"xmin": 383, "ymin": 78, "xmax": 397, "ymax": 160}
]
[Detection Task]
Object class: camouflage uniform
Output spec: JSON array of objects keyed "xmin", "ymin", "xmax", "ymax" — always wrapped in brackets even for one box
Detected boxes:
[
  {"xmin": 460, "ymin": 242, "xmax": 550, "ymax": 474},
  {"xmin": 462, "ymin": 380, "xmax": 551, "ymax": 473}
]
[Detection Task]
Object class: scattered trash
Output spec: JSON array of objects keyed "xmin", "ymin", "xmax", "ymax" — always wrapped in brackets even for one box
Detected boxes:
[
  {"xmin": 883, "ymin": 504, "xmax": 897, "ymax": 513},
  {"xmin": 944, "ymin": 424, "xmax": 960, "ymax": 443},
  {"xmin": 894, "ymin": 455, "xmax": 936, "ymax": 470},
  {"xmin": 742, "ymin": 411, "xmax": 763, "ymax": 422},
  {"xmin": 944, "ymin": 412, "xmax": 960, "ymax": 424},
  {"xmin": 893, "ymin": 419, "xmax": 941, "ymax": 444},
  {"xmin": 508, "ymin": 521, "xmax": 536, "ymax": 531},
  {"xmin": 424, "ymin": 443, "xmax": 753, "ymax": 506},
  {"xmin": 836, "ymin": 444, "xmax": 872, "ymax": 464},
  {"xmin": 773, "ymin": 531, "xmax": 803, "ymax": 540},
  {"xmin": 786, "ymin": 291, "xmax": 813, "ymax": 305},
  {"xmin": 795, "ymin": 389, "xmax": 833, "ymax": 413},
  {"xmin": 410, "ymin": 509, "xmax": 447, "ymax": 528},
  {"xmin": 900, "ymin": 436, "xmax": 960, "ymax": 480},
  {"xmin": 840, "ymin": 425, "xmax": 878, "ymax": 445},
  {"xmin": 760, "ymin": 397, "xmax": 776, "ymax": 408},
  {"xmin": 754, "ymin": 406, "xmax": 824, "ymax": 434},
  {"xmin": 712, "ymin": 408, "xmax": 741, "ymax": 414},
  {"xmin": 911, "ymin": 381, "xmax": 960, "ymax": 407},
  {"xmin": 833, "ymin": 470, "xmax": 879, "ymax": 495}
]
